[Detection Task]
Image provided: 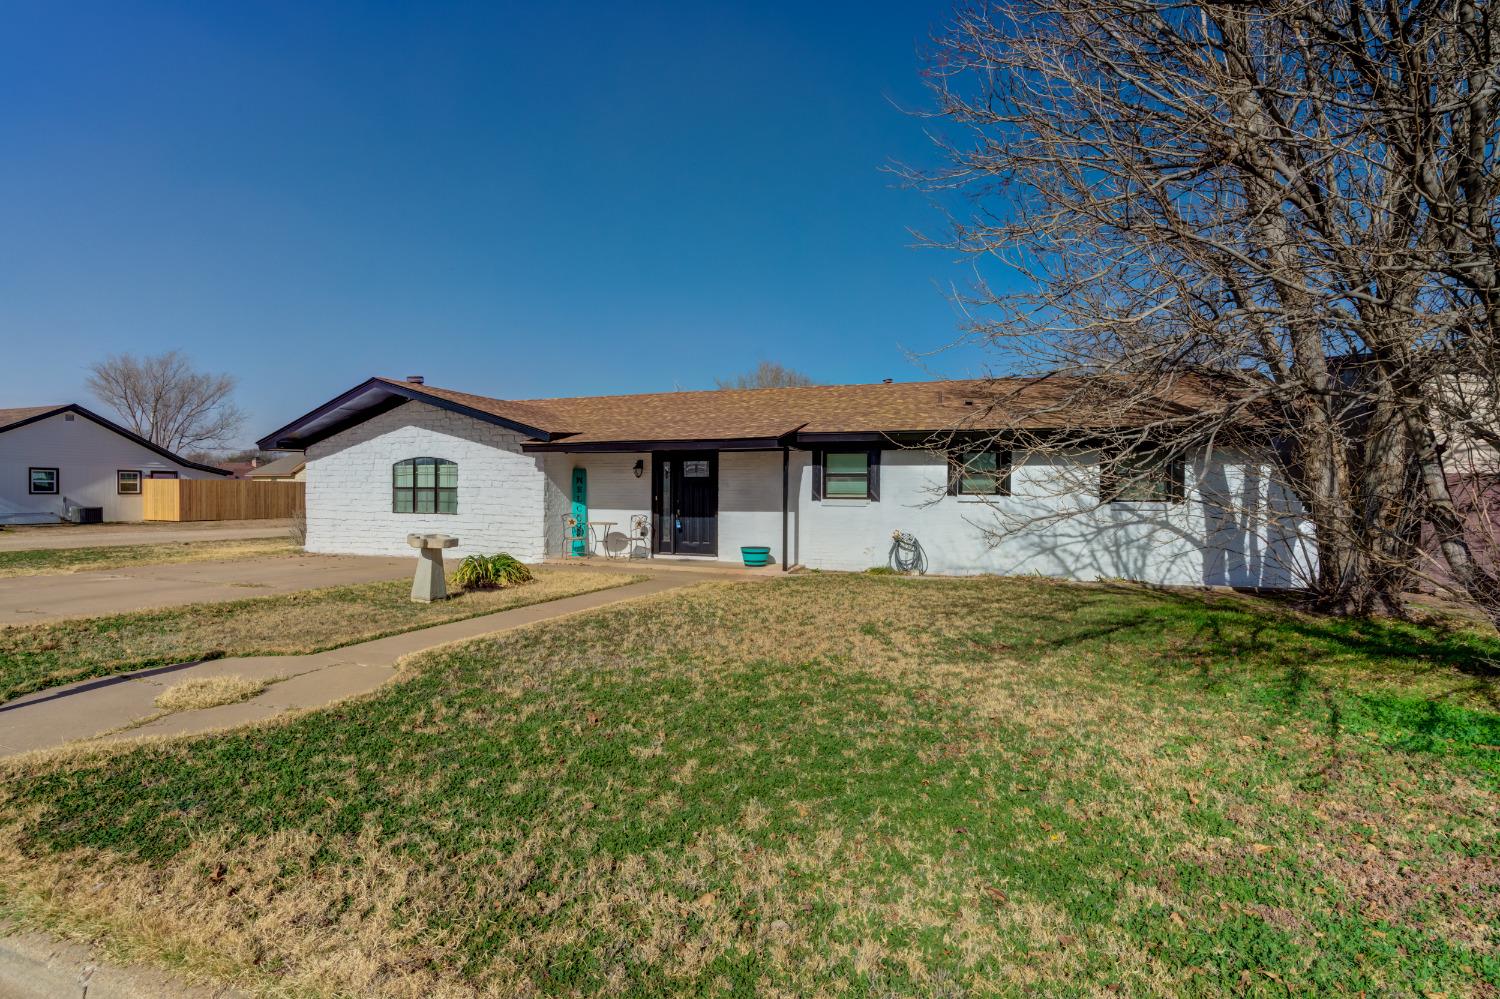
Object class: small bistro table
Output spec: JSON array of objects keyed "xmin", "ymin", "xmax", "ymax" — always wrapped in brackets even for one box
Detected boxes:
[{"xmin": 584, "ymin": 521, "xmax": 617, "ymax": 558}]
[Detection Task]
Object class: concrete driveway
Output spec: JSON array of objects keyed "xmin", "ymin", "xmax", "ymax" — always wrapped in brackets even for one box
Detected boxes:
[
  {"xmin": 0, "ymin": 519, "xmax": 294, "ymax": 552},
  {"xmin": 0, "ymin": 553, "xmax": 411, "ymax": 625},
  {"xmin": 0, "ymin": 567, "xmax": 758, "ymax": 758}
]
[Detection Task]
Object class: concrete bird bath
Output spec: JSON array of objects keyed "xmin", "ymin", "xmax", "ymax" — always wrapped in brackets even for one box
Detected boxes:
[{"xmin": 407, "ymin": 533, "xmax": 459, "ymax": 603}]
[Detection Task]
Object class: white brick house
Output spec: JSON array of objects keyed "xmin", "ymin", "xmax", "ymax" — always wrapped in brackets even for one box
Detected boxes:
[
  {"xmin": 261, "ymin": 376, "xmax": 1316, "ymax": 588},
  {"xmin": 0, "ymin": 404, "xmax": 228, "ymax": 525}
]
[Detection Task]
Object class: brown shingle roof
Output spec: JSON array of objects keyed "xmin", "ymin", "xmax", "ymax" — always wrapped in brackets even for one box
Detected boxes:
[
  {"xmin": 375, "ymin": 374, "xmax": 1234, "ymax": 445},
  {"xmin": 245, "ymin": 453, "xmax": 307, "ymax": 478},
  {"xmin": 0, "ymin": 405, "xmax": 66, "ymax": 432},
  {"xmin": 371, "ymin": 378, "xmax": 569, "ymax": 435}
]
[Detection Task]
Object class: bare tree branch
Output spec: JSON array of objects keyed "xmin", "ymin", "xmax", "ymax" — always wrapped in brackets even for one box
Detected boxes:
[
  {"xmin": 86, "ymin": 350, "xmax": 246, "ymax": 455},
  {"xmin": 910, "ymin": 0, "xmax": 1500, "ymax": 623},
  {"xmin": 715, "ymin": 362, "xmax": 818, "ymax": 390}
]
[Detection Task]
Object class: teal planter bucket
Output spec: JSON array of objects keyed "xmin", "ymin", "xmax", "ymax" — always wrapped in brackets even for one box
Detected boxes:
[{"xmin": 740, "ymin": 546, "xmax": 771, "ymax": 568}]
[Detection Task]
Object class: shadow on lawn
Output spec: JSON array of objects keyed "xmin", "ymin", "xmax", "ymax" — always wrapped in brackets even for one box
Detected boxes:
[{"xmin": 951, "ymin": 579, "xmax": 1500, "ymax": 781}]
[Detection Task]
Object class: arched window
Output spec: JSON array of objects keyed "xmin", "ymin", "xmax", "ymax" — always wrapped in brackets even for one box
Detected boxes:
[{"xmin": 393, "ymin": 457, "xmax": 457, "ymax": 514}]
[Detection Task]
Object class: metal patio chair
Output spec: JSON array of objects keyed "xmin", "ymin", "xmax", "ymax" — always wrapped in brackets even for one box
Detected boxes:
[
  {"xmin": 627, "ymin": 514, "xmax": 651, "ymax": 559},
  {"xmin": 561, "ymin": 514, "xmax": 590, "ymax": 557}
]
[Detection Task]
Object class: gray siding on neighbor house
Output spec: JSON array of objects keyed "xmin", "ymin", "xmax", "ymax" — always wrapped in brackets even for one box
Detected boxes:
[{"xmin": 0, "ymin": 411, "xmax": 219, "ymax": 524}]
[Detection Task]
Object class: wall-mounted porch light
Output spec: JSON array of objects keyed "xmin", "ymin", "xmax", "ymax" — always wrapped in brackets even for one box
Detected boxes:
[{"xmin": 633, "ymin": 459, "xmax": 645, "ymax": 478}]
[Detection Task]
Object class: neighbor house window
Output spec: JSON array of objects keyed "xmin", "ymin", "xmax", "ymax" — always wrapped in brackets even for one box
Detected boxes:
[
  {"xmin": 948, "ymin": 446, "xmax": 1012, "ymax": 496},
  {"xmin": 117, "ymin": 470, "xmax": 142, "ymax": 495},
  {"xmin": 813, "ymin": 450, "xmax": 880, "ymax": 501},
  {"xmin": 393, "ymin": 457, "xmax": 457, "ymax": 514},
  {"xmin": 1102, "ymin": 452, "xmax": 1185, "ymax": 503},
  {"xmin": 28, "ymin": 467, "xmax": 58, "ymax": 495},
  {"xmin": 149, "ymin": 471, "xmax": 178, "ymax": 479}
]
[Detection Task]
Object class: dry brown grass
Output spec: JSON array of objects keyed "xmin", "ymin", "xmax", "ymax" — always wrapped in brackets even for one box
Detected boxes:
[
  {"xmin": 1, "ymin": 567, "xmax": 638, "ymax": 703},
  {"xmin": 153, "ymin": 675, "xmax": 267, "ymax": 712},
  {"xmin": 0, "ymin": 574, "xmax": 1494, "ymax": 997},
  {"xmin": 0, "ymin": 538, "xmax": 298, "ymax": 578}
]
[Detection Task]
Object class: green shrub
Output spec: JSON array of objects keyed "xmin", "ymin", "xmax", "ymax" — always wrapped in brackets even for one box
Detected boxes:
[{"xmin": 452, "ymin": 553, "xmax": 535, "ymax": 591}]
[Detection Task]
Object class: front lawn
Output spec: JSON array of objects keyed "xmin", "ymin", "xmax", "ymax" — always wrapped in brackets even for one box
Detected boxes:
[
  {"xmin": 0, "ymin": 537, "xmax": 297, "ymax": 578},
  {"xmin": 1, "ymin": 575, "xmax": 1497, "ymax": 997},
  {"xmin": 0, "ymin": 567, "xmax": 637, "ymax": 703}
]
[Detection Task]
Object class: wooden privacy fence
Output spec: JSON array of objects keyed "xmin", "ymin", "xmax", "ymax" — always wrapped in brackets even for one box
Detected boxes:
[{"xmin": 143, "ymin": 479, "xmax": 305, "ymax": 522}]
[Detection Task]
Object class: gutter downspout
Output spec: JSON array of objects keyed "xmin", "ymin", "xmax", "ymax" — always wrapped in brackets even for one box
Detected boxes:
[{"xmin": 781, "ymin": 446, "xmax": 789, "ymax": 572}]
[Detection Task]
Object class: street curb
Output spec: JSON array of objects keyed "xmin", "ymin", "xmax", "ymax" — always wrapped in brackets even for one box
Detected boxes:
[{"xmin": 0, "ymin": 932, "xmax": 243, "ymax": 999}]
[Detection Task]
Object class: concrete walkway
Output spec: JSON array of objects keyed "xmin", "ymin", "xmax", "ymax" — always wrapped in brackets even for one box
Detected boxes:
[
  {"xmin": 0, "ymin": 553, "xmax": 411, "ymax": 625},
  {"xmin": 0, "ymin": 566, "xmax": 754, "ymax": 758},
  {"xmin": 0, "ymin": 519, "xmax": 293, "ymax": 552}
]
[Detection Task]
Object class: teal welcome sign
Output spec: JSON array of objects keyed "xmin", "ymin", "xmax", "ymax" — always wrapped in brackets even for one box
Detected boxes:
[{"xmin": 570, "ymin": 468, "xmax": 588, "ymax": 556}]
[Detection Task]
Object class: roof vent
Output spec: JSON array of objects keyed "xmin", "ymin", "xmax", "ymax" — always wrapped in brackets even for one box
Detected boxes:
[
  {"xmin": 882, "ymin": 378, "xmax": 893, "ymax": 384},
  {"xmin": 406, "ymin": 375, "xmax": 425, "ymax": 385}
]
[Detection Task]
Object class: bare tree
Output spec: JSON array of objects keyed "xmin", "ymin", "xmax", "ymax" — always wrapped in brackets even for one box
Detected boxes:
[
  {"xmin": 715, "ymin": 362, "xmax": 817, "ymax": 390},
  {"xmin": 911, "ymin": 0, "xmax": 1500, "ymax": 624},
  {"xmin": 86, "ymin": 350, "xmax": 246, "ymax": 455}
]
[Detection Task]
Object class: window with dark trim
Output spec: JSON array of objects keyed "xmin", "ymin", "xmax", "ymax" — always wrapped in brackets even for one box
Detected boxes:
[
  {"xmin": 812, "ymin": 450, "xmax": 880, "ymax": 502},
  {"xmin": 947, "ymin": 446, "xmax": 1012, "ymax": 496},
  {"xmin": 393, "ymin": 457, "xmax": 457, "ymax": 514},
  {"xmin": 1101, "ymin": 452, "xmax": 1185, "ymax": 503},
  {"xmin": 28, "ymin": 467, "xmax": 58, "ymax": 495},
  {"xmin": 148, "ymin": 470, "xmax": 179, "ymax": 479},
  {"xmin": 117, "ymin": 470, "xmax": 142, "ymax": 495}
]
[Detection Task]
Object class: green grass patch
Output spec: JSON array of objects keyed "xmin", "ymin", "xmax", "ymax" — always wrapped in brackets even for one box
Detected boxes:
[
  {"xmin": 0, "ymin": 567, "xmax": 639, "ymax": 703},
  {"xmin": 1, "ymin": 575, "xmax": 1496, "ymax": 997},
  {"xmin": 0, "ymin": 537, "xmax": 297, "ymax": 578}
]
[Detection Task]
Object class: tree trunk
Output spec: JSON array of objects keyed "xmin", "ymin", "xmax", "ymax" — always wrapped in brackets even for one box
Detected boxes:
[{"xmin": 1403, "ymin": 405, "xmax": 1500, "ymax": 628}]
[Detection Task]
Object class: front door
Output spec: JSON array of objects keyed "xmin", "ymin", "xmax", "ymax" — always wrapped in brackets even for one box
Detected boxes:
[{"xmin": 653, "ymin": 452, "xmax": 718, "ymax": 556}]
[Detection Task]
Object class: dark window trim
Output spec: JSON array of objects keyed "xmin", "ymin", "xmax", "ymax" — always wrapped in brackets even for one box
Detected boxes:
[
  {"xmin": 148, "ymin": 470, "xmax": 179, "ymax": 479},
  {"xmin": 1101, "ymin": 452, "xmax": 1186, "ymax": 504},
  {"xmin": 812, "ymin": 449, "xmax": 880, "ymax": 502},
  {"xmin": 392, "ymin": 456, "xmax": 458, "ymax": 515},
  {"xmin": 28, "ymin": 466, "xmax": 59, "ymax": 495},
  {"xmin": 946, "ymin": 445, "xmax": 1013, "ymax": 497},
  {"xmin": 117, "ymin": 469, "xmax": 143, "ymax": 495}
]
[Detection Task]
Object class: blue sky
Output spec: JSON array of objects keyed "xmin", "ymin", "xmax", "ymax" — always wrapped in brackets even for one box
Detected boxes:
[{"xmin": 0, "ymin": 0, "xmax": 994, "ymax": 447}]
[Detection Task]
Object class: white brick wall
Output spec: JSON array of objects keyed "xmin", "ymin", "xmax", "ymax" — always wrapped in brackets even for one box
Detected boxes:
[
  {"xmin": 304, "ymin": 402, "xmax": 547, "ymax": 560},
  {"xmin": 543, "ymin": 453, "xmax": 651, "ymax": 557},
  {"xmin": 544, "ymin": 451, "xmax": 792, "ymax": 562},
  {"xmin": 718, "ymin": 451, "xmax": 787, "ymax": 561},
  {"xmin": 794, "ymin": 447, "xmax": 1314, "ymax": 587},
  {"xmin": 306, "ymin": 407, "xmax": 1314, "ymax": 588}
]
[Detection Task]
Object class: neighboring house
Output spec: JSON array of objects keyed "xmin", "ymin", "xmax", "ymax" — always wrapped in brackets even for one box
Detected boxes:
[
  {"xmin": 217, "ymin": 460, "xmax": 259, "ymax": 479},
  {"xmin": 0, "ymin": 404, "xmax": 229, "ymax": 524},
  {"xmin": 258, "ymin": 375, "xmax": 1315, "ymax": 588},
  {"xmin": 244, "ymin": 453, "xmax": 306, "ymax": 482}
]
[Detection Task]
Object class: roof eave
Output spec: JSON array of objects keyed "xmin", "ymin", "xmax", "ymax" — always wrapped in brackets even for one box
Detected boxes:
[
  {"xmin": 257, "ymin": 377, "xmax": 559, "ymax": 451},
  {"xmin": 521, "ymin": 433, "xmax": 797, "ymax": 454},
  {"xmin": 0, "ymin": 404, "xmax": 230, "ymax": 475}
]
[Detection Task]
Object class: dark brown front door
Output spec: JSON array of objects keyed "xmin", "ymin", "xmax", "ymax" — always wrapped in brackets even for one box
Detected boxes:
[{"xmin": 653, "ymin": 452, "xmax": 718, "ymax": 555}]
